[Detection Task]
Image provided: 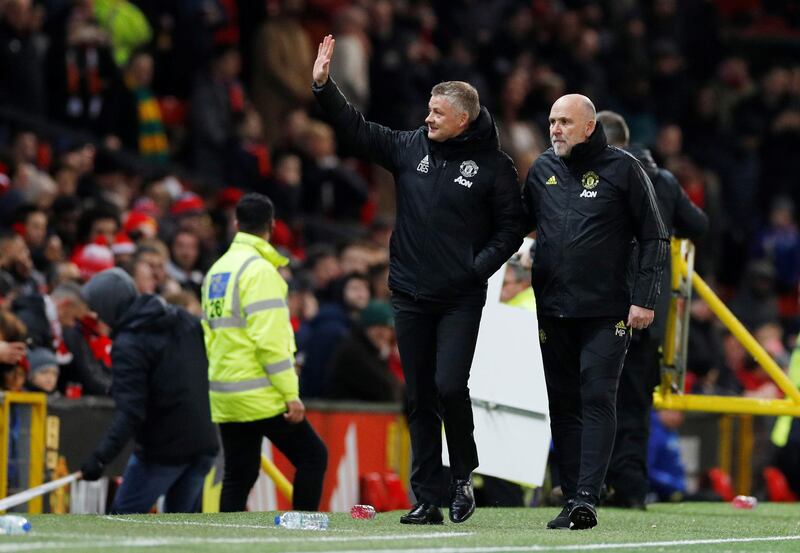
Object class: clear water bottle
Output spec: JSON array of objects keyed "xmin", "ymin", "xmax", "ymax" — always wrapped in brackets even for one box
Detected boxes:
[
  {"xmin": 0, "ymin": 515, "xmax": 31, "ymax": 535},
  {"xmin": 274, "ymin": 511, "xmax": 329, "ymax": 530}
]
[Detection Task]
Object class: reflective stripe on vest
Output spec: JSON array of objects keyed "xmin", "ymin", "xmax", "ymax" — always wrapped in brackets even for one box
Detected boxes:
[
  {"xmin": 229, "ymin": 255, "xmax": 262, "ymax": 317},
  {"xmin": 209, "ymin": 376, "xmax": 271, "ymax": 393},
  {"xmin": 206, "ymin": 317, "xmax": 245, "ymax": 329},
  {"xmin": 264, "ymin": 358, "xmax": 293, "ymax": 375},
  {"xmin": 243, "ymin": 298, "xmax": 287, "ymax": 316}
]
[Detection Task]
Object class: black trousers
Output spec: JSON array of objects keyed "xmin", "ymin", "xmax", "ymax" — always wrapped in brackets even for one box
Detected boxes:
[
  {"xmin": 392, "ymin": 293, "xmax": 482, "ymax": 505},
  {"xmin": 605, "ymin": 333, "xmax": 661, "ymax": 503},
  {"xmin": 775, "ymin": 417, "xmax": 800, "ymax": 497},
  {"xmin": 218, "ymin": 416, "xmax": 328, "ymax": 512},
  {"xmin": 538, "ymin": 316, "xmax": 630, "ymax": 505}
]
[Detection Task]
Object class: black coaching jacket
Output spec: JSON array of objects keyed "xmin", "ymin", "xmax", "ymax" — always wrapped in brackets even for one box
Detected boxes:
[
  {"xmin": 313, "ymin": 78, "xmax": 523, "ymax": 304},
  {"xmin": 90, "ymin": 296, "xmax": 219, "ymax": 466},
  {"xmin": 628, "ymin": 144, "xmax": 708, "ymax": 340},
  {"xmin": 523, "ymin": 122, "xmax": 669, "ymax": 319}
]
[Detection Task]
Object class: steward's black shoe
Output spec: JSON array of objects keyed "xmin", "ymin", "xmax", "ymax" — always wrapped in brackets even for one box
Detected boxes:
[
  {"xmin": 449, "ymin": 479, "xmax": 476, "ymax": 523},
  {"xmin": 569, "ymin": 500, "xmax": 598, "ymax": 530},
  {"xmin": 546, "ymin": 500, "xmax": 574, "ymax": 530},
  {"xmin": 400, "ymin": 503, "xmax": 444, "ymax": 525}
]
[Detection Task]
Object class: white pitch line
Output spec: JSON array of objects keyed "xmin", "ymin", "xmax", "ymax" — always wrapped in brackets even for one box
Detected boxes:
[
  {"xmin": 41, "ymin": 532, "xmax": 474, "ymax": 544},
  {"xmin": 0, "ymin": 539, "xmax": 177, "ymax": 552},
  {"xmin": 101, "ymin": 515, "xmax": 301, "ymax": 531},
  {"xmin": 0, "ymin": 531, "xmax": 475, "ymax": 552},
  {"xmin": 99, "ymin": 518, "xmax": 476, "ymax": 543},
  {"xmin": 291, "ymin": 534, "xmax": 800, "ymax": 553},
  {"xmin": 1, "ymin": 533, "xmax": 798, "ymax": 553}
]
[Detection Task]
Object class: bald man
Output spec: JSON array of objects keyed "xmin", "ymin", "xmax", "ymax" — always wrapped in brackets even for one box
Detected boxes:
[{"xmin": 522, "ymin": 95, "xmax": 668, "ymax": 529}]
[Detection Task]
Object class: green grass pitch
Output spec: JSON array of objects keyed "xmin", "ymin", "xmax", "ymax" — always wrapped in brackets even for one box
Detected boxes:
[{"xmin": 4, "ymin": 503, "xmax": 799, "ymax": 552}]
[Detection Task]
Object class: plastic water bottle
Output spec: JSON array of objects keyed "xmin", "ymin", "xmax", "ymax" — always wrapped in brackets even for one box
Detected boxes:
[
  {"xmin": 731, "ymin": 495, "xmax": 758, "ymax": 509},
  {"xmin": 350, "ymin": 504, "xmax": 377, "ymax": 519},
  {"xmin": 0, "ymin": 515, "xmax": 31, "ymax": 535},
  {"xmin": 274, "ymin": 511, "xmax": 329, "ymax": 530}
]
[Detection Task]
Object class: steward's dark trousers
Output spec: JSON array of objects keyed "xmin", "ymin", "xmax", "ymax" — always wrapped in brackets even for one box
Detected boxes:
[
  {"xmin": 219, "ymin": 416, "xmax": 328, "ymax": 512},
  {"xmin": 606, "ymin": 332, "xmax": 661, "ymax": 503},
  {"xmin": 538, "ymin": 316, "xmax": 630, "ymax": 505},
  {"xmin": 392, "ymin": 292, "xmax": 482, "ymax": 505}
]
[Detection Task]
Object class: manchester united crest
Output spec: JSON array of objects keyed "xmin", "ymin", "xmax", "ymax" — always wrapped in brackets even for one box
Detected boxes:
[
  {"xmin": 460, "ymin": 160, "xmax": 479, "ymax": 178},
  {"xmin": 581, "ymin": 171, "xmax": 599, "ymax": 189}
]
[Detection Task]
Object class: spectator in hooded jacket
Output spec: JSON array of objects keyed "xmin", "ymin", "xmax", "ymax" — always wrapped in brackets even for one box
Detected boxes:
[{"xmin": 79, "ymin": 268, "xmax": 218, "ymax": 514}]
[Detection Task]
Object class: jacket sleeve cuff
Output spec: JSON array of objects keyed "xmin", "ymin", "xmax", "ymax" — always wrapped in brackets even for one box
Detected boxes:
[
  {"xmin": 311, "ymin": 78, "xmax": 346, "ymax": 113},
  {"xmin": 631, "ymin": 299, "xmax": 656, "ymax": 311}
]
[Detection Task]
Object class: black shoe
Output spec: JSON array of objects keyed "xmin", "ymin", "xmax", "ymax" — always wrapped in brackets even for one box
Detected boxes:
[
  {"xmin": 400, "ymin": 503, "xmax": 444, "ymax": 525},
  {"xmin": 449, "ymin": 479, "xmax": 476, "ymax": 523},
  {"xmin": 546, "ymin": 500, "xmax": 574, "ymax": 530},
  {"xmin": 604, "ymin": 483, "xmax": 646, "ymax": 509},
  {"xmin": 569, "ymin": 500, "xmax": 598, "ymax": 530}
]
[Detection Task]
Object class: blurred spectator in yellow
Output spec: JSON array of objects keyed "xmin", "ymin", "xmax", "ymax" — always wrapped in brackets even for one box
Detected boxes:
[
  {"xmin": 92, "ymin": 0, "xmax": 151, "ymax": 67},
  {"xmin": 500, "ymin": 258, "xmax": 535, "ymax": 313}
]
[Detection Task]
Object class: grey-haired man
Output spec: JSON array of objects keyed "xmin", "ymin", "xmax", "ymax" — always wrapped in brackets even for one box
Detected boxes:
[{"xmin": 312, "ymin": 35, "xmax": 523, "ymax": 524}]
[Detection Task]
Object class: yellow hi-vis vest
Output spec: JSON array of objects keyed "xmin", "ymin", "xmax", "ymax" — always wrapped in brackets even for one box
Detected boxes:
[
  {"xmin": 201, "ymin": 232, "xmax": 298, "ymax": 423},
  {"xmin": 772, "ymin": 335, "xmax": 800, "ymax": 447},
  {"xmin": 506, "ymin": 286, "xmax": 536, "ymax": 313}
]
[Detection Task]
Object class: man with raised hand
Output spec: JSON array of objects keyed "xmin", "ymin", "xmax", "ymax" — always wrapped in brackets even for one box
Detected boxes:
[{"xmin": 312, "ymin": 35, "xmax": 523, "ymax": 524}]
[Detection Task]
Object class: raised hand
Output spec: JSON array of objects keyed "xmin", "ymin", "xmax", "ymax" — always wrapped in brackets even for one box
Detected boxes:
[{"xmin": 313, "ymin": 34, "xmax": 335, "ymax": 86}]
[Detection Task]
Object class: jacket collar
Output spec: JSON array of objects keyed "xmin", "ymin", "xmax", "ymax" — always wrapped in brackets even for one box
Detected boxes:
[
  {"xmin": 428, "ymin": 106, "xmax": 499, "ymax": 159},
  {"xmin": 627, "ymin": 143, "xmax": 658, "ymax": 179},
  {"xmin": 566, "ymin": 120, "xmax": 608, "ymax": 165},
  {"xmin": 232, "ymin": 232, "xmax": 288, "ymax": 268}
]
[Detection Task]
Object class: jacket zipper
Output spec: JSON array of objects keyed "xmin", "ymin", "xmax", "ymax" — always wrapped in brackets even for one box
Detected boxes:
[
  {"xmin": 557, "ymin": 158, "xmax": 572, "ymax": 317},
  {"xmin": 414, "ymin": 158, "xmax": 447, "ymax": 300}
]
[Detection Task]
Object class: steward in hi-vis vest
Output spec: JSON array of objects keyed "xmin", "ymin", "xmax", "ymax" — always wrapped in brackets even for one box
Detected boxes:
[
  {"xmin": 203, "ymin": 230, "xmax": 296, "ymax": 423},
  {"xmin": 202, "ymin": 193, "xmax": 327, "ymax": 512}
]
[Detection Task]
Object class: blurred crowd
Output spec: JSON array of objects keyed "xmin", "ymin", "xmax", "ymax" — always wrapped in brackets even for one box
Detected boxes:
[{"xmin": 0, "ymin": 0, "xmax": 799, "ymax": 419}]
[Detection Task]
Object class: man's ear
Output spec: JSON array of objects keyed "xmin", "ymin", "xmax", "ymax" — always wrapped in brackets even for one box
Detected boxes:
[
  {"xmin": 585, "ymin": 118, "xmax": 596, "ymax": 138},
  {"xmin": 460, "ymin": 111, "xmax": 470, "ymax": 130}
]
